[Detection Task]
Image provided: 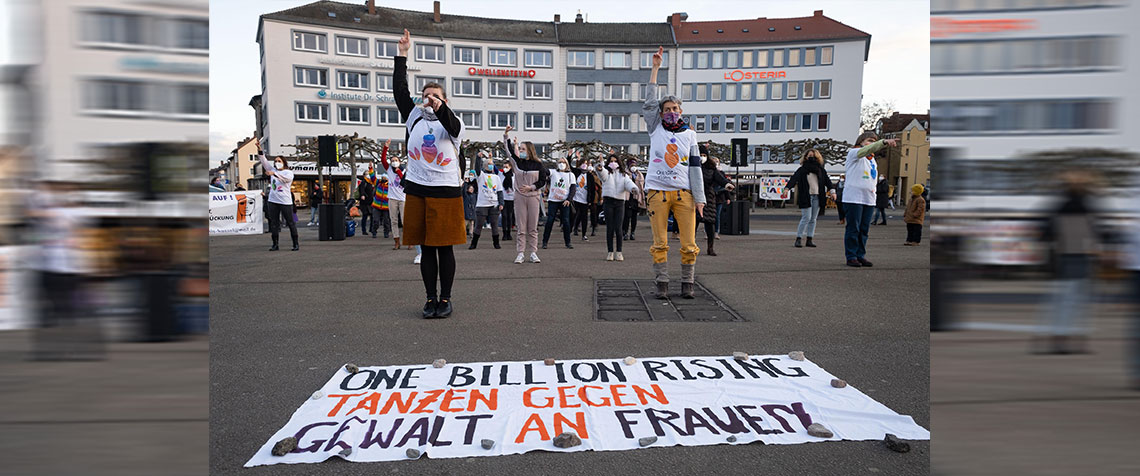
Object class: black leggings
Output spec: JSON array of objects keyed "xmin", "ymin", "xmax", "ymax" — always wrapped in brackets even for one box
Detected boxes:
[
  {"xmin": 624, "ymin": 202, "xmax": 640, "ymax": 236},
  {"xmin": 267, "ymin": 201, "xmax": 298, "ymax": 246},
  {"xmin": 603, "ymin": 198, "xmax": 626, "ymax": 252},
  {"xmin": 573, "ymin": 201, "xmax": 590, "ymax": 237},
  {"xmin": 502, "ymin": 200, "xmax": 515, "ymax": 235},
  {"xmin": 419, "ymin": 245, "xmax": 456, "ymax": 300}
]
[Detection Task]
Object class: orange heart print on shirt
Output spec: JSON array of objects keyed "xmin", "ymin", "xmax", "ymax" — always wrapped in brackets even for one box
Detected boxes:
[{"xmin": 665, "ymin": 142, "xmax": 680, "ymax": 168}]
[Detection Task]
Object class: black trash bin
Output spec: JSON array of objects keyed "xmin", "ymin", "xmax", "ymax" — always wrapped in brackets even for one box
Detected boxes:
[
  {"xmin": 140, "ymin": 271, "xmax": 177, "ymax": 342},
  {"xmin": 319, "ymin": 203, "xmax": 346, "ymax": 241}
]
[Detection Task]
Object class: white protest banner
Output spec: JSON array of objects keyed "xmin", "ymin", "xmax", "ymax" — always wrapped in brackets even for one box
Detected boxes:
[
  {"xmin": 759, "ymin": 177, "xmax": 790, "ymax": 200},
  {"xmin": 210, "ymin": 192, "xmax": 262, "ymax": 236},
  {"xmin": 246, "ymin": 354, "xmax": 929, "ymax": 467}
]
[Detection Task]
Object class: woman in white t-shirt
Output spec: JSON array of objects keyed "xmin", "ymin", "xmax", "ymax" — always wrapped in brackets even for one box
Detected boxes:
[
  {"xmin": 257, "ymin": 139, "xmax": 298, "ymax": 251},
  {"xmin": 542, "ymin": 155, "xmax": 578, "ymax": 250}
]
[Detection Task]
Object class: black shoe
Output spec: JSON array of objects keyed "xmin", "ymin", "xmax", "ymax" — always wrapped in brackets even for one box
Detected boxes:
[
  {"xmin": 857, "ymin": 258, "xmax": 873, "ymax": 267},
  {"xmin": 805, "ymin": 237, "xmax": 816, "ymax": 248},
  {"xmin": 269, "ymin": 243, "xmax": 279, "ymax": 251},
  {"xmin": 384, "ymin": 233, "xmax": 390, "ymax": 238},
  {"xmin": 492, "ymin": 235, "xmax": 501, "ymax": 249},
  {"xmin": 591, "ymin": 230, "xmax": 596, "ymax": 237},
  {"xmin": 846, "ymin": 259, "xmax": 862, "ymax": 267},
  {"xmin": 582, "ymin": 235, "xmax": 589, "ymax": 241},
  {"xmin": 565, "ymin": 243, "xmax": 574, "ymax": 249},
  {"xmin": 291, "ymin": 243, "xmax": 299, "ymax": 251},
  {"xmin": 542, "ymin": 242, "xmax": 548, "ymax": 249},
  {"xmin": 629, "ymin": 234, "xmax": 635, "ymax": 241},
  {"xmin": 794, "ymin": 237, "xmax": 803, "ymax": 248},
  {"xmin": 423, "ymin": 298, "xmax": 438, "ymax": 318},
  {"xmin": 372, "ymin": 233, "xmax": 377, "ymax": 238},
  {"xmin": 435, "ymin": 299, "xmax": 453, "ymax": 318},
  {"xmin": 468, "ymin": 234, "xmax": 480, "ymax": 250},
  {"xmin": 655, "ymin": 281, "xmax": 669, "ymax": 299},
  {"xmin": 504, "ymin": 234, "xmax": 512, "ymax": 241},
  {"xmin": 681, "ymin": 282, "xmax": 695, "ymax": 299}
]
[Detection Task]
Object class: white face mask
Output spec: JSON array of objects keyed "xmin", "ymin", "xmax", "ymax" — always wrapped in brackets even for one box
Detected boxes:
[
  {"xmin": 608, "ymin": 162, "xmax": 619, "ymax": 170},
  {"xmin": 274, "ymin": 162, "xmax": 284, "ymax": 170},
  {"xmin": 503, "ymin": 167, "xmax": 511, "ymax": 172},
  {"xmin": 391, "ymin": 161, "xmax": 400, "ymax": 168},
  {"xmin": 558, "ymin": 163, "xmax": 568, "ymax": 171},
  {"xmin": 700, "ymin": 155, "xmax": 708, "ymax": 164}
]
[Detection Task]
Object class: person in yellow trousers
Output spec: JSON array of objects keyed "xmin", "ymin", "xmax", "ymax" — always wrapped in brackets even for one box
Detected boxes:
[{"xmin": 642, "ymin": 46, "xmax": 705, "ymax": 299}]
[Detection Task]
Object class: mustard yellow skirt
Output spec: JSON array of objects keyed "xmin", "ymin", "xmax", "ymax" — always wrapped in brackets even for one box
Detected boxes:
[{"xmin": 402, "ymin": 194, "xmax": 466, "ymax": 247}]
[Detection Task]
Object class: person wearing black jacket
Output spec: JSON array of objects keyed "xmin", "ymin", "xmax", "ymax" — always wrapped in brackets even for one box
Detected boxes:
[
  {"xmin": 700, "ymin": 153, "xmax": 734, "ymax": 256},
  {"xmin": 393, "ymin": 29, "xmax": 467, "ymax": 319},
  {"xmin": 357, "ymin": 175, "xmax": 374, "ymax": 236},
  {"xmin": 874, "ymin": 176, "xmax": 890, "ymax": 225},
  {"xmin": 786, "ymin": 148, "xmax": 836, "ymax": 248},
  {"xmin": 307, "ymin": 183, "xmax": 322, "ymax": 226}
]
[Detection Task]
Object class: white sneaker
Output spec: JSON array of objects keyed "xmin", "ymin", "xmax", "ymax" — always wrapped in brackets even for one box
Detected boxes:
[
  {"xmin": 606, "ymin": 252, "xmax": 614, "ymax": 261},
  {"xmin": 514, "ymin": 253, "xmax": 525, "ymax": 264},
  {"xmin": 529, "ymin": 252, "xmax": 541, "ymax": 263},
  {"xmin": 413, "ymin": 254, "xmax": 422, "ymax": 264},
  {"xmin": 615, "ymin": 252, "xmax": 624, "ymax": 261}
]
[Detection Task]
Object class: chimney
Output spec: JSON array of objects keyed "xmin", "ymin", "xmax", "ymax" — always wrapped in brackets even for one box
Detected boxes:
[
  {"xmin": 670, "ymin": 13, "xmax": 681, "ymax": 28},
  {"xmin": 554, "ymin": 14, "xmax": 560, "ymax": 23},
  {"xmin": 433, "ymin": 1, "xmax": 441, "ymax": 23},
  {"xmin": 575, "ymin": 10, "xmax": 583, "ymax": 23},
  {"xmin": 367, "ymin": 0, "xmax": 375, "ymax": 15},
  {"xmin": 814, "ymin": 10, "xmax": 823, "ymax": 17}
]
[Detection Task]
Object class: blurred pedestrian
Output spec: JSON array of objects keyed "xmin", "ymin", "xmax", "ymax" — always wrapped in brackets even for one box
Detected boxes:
[
  {"xmin": 357, "ymin": 173, "xmax": 374, "ymax": 236},
  {"xmin": 624, "ymin": 158, "xmax": 646, "ymax": 241},
  {"xmin": 500, "ymin": 159, "xmax": 515, "ymax": 241},
  {"xmin": 503, "ymin": 126, "xmax": 547, "ymax": 263},
  {"xmin": 904, "ymin": 184, "xmax": 926, "ymax": 245},
  {"xmin": 378, "ymin": 139, "xmax": 407, "ymax": 249},
  {"xmin": 842, "ymin": 133, "xmax": 896, "ymax": 267},
  {"xmin": 371, "ymin": 174, "xmax": 390, "ymax": 239},
  {"xmin": 1036, "ymin": 171, "xmax": 1100, "ymax": 354},
  {"xmin": 1124, "ymin": 207, "xmax": 1140, "ymax": 389},
  {"xmin": 836, "ymin": 174, "xmax": 846, "ymax": 225},
  {"xmin": 307, "ymin": 183, "xmax": 322, "ymax": 226},
  {"xmin": 714, "ymin": 158, "xmax": 730, "ymax": 240},
  {"xmin": 700, "ymin": 149, "xmax": 734, "ymax": 256},
  {"xmin": 257, "ymin": 139, "xmax": 298, "ymax": 251},
  {"xmin": 786, "ymin": 148, "xmax": 835, "ymax": 249},
  {"xmin": 462, "ymin": 170, "xmax": 477, "ymax": 237},
  {"xmin": 874, "ymin": 175, "xmax": 889, "ymax": 225}
]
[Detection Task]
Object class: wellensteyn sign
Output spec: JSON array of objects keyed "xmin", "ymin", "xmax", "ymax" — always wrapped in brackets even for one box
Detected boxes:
[
  {"xmin": 316, "ymin": 89, "xmax": 423, "ymax": 104},
  {"xmin": 318, "ymin": 57, "xmax": 421, "ymax": 71}
]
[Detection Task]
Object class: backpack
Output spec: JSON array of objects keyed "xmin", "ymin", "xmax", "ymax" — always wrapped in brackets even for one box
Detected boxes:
[{"xmin": 345, "ymin": 220, "xmax": 356, "ymax": 237}]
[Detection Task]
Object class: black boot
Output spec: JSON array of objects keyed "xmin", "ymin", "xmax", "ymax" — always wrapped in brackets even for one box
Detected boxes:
[
  {"xmin": 422, "ymin": 298, "xmax": 438, "ymax": 319},
  {"xmin": 468, "ymin": 234, "xmax": 480, "ymax": 250},
  {"xmin": 805, "ymin": 237, "xmax": 816, "ymax": 248},
  {"xmin": 435, "ymin": 298, "xmax": 453, "ymax": 318},
  {"xmin": 291, "ymin": 240, "xmax": 299, "ymax": 251},
  {"xmin": 707, "ymin": 237, "xmax": 717, "ymax": 256},
  {"xmin": 269, "ymin": 237, "xmax": 279, "ymax": 251},
  {"xmin": 794, "ymin": 237, "xmax": 803, "ymax": 248},
  {"xmin": 503, "ymin": 232, "xmax": 512, "ymax": 241},
  {"xmin": 492, "ymin": 235, "xmax": 501, "ymax": 249}
]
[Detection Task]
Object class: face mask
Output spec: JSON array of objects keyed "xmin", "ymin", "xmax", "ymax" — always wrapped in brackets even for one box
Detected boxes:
[
  {"xmin": 662, "ymin": 112, "xmax": 681, "ymax": 124},
  {"xmin": 391, "ymin": 161, "xmax": 400, "ymax": 168},
  {"xmin": 608, "ymin": 162, "xmax": 619, "ymax": 170},
  {"xmin": 519, "ymin": 152, "xmax": 528, "ymax": 159},
  {"xmin": 274, "ymin": 162, "xmax": 284, "ymax": 170},
  {"xmin": 503, "ymin": 167, "xmax": 511, "ymax": 173},
  {"xmin": 700, "ymin": 155, "xmax": 708, "ymax": 164},
  {"xmin": 485, "ymin": 164, "xmax": 494, "ymax": 172},
  {"xmin": 580, "ymin": 164, "xmax": 589, "ymax": 171},
  {"xmin": 558, "ymin": 163, "xmax": 568, "ymax": 171}
]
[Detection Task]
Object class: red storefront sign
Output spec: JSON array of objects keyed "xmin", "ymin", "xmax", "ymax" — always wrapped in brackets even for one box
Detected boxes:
[
  {"xmin": 468, "ymin": 67, "xmax": 537, "ymax": 78},
  {"xmin": 724, "ymin": 70, "xmax": 786, "ymax": 81},
  {"xmin": 931, "ymin": 18, "xmax": 1037, "ymax": 38}
]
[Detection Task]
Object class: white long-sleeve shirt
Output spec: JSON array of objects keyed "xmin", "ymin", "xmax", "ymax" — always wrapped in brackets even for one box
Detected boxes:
[{"xmin": 598, "ymin": 167, "xmax": 639, "ymax": 201}]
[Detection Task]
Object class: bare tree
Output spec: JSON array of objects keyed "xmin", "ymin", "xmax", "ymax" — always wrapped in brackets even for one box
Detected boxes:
[{"xmin": 861, "ymin": 99, "xmax": 896, "ymax": 134}]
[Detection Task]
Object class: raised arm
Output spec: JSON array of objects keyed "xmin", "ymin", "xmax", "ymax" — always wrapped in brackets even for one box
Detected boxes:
[
  {"xmin": 255, "ymin": 139, "xmax": 276, "ymax": 177},
  {"xmin": 434, "ymin": 100, "xmax": 463, "ymax": 139},
  {"xmin": 501, "ymin": 125, "xmax": 521, "ymax": 170},
  {"xmin": 856, "ymin": 138, "xmax": 897, "ymax": 158},
  {"xmin": 393, "ymin": 29, "xmax": 415, "ymax": 119},
  {"xmin": 641, "ymin": 46, "xmax": 664, "ymax": 134},
  {"xmin": 379, "ymin": 139, "xmax": 391, "ymax": 170}
]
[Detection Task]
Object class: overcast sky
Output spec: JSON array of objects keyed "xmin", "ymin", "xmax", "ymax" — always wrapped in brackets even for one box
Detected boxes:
[{"xmin": 209, "ymin": 0, "xmax": 929, "ymax": 166}]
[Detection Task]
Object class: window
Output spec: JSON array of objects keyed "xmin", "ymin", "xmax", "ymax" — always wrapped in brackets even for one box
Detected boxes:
[
  {"xmin": 742, "ymin": 50, "xmax": 753, "ymax": 68},
  {"xmin": 376, "ymin": 74, "xmax": 393, "ymax": 92},
  {"xmin": 711, "ymin": 51, "xmax": 724, "ymax": 69},
  {"xmin": 604, "ymin": 115, "xmax": 629, "ymax": 131},
  {"xmin": 639, "ymin": 145, "xmax": 650, "ymax": 159},
  {"xmin": 785, "ymin": 114, "xmax": 796, "ymax": 131},
  {"xmin": 740, "ymin": 83, "xmax": 752, "ymax": 101},
  {"xmin": 453, "ymin": 46, "xmax": 481, "ymax": 65},
  {"xmin": 819, "ymin": 80, "xmax": 831, "ymax": 98},
  {"xmin": 525, "ymin": 50, "xmax": 553, "ymax": 68},
  {"xmin": 297, "ymin": 136, "xmax": 317, "ymax": 146},
  {"xmin": 787, "ymin": 81, "xmax": 799, "ymax": 99},
  {"xmin": 821, "ymin": 46, "xmax": 833, "ymax": 65},
  {"xmin": 489, "ymin": 80, "xmax": 517, "ymax": 99},
  {"xmin": 726, "ymin": 51, "xmax": 738, "ymax": 68},
  {"xmin": 604, "ymin": 51, "xmax": 631, "ymax": 68},
  {"xmin": 682, "ymin": 51, "xmax": 694, "ymax": 69},
  {"xmin": 293, "ymin": 31, "xmax": 327, "ymax": 53},
  {"xmin": 726, "ymin": 115, "xmax": 736, "ymax": 132},
  {"xmin": 710, "ymin": 83, "xmax": 722, "ymax": 101},
  {"xmin": 489, "ymin": 48, "xmax": 517, "ymax": 66},
  {"xmin": 818, "ymin": 113, "xmax": 829, "ymax": 131},
  {"xmin": 296, "ymin": 102, "xmax": 329, "ymax": 122},
  {"xmin": 772, "ymin": 82, "xmax": 783, "ymax": 100},
  {"xmin": 769, "ymin": 114, "xmax": 780, "ymax": 131},
  {"xmin": 695, "ymin": 116, "xmax": 706, "ymax": 132},
  {"xmin": 567, "ymin": 51, "xmax": 595, "ymax": 68},
  {"xmin": 337, "ymin": 70, "xmax": 369, "ymax": 90},
  {"xmin": 338, "ymin": 105, "xmax": 369, "ymax": 124},
  {"xmin": 805, "ymin": 48, "xmax": 817, "ymax": 66},
  {"xmin": 294, "ymin": 66, "xmax": 328, "ymax": 87},
  {"xmin": 568, "ymin": 114, "xmax": 594, "ymax": 131},
  {"xmin": 377, "ymin": 108, "xmax": 401, "ymax": 125},
  {"xmin": 710, "ymin": 115, "xmax": 720, "ymax": 132},
  {"xmin": 772, "ymin": 49, "xmax": 784, "ymax": 67},
  {"xmin": 697, "ymin": 51, "xmax": 709, "ymax": 69},
  {"xmin": 725, "ymin": 83, "xmax": 737, "ymax": 101},
  {"xmin": 453, "ymin": 78, "xmax": 481, "ymax": 97},
  {"xmin": 83, "ymin": 12, "xmax": 146, "ymax": 46},
  {"xmin": 757, "ymin": 50, "xmax": 769, "ymax": 68},
  {"xmin": 931, "ymin": 99, "xmax": 1114, "ymax": 135},
  {"xmin": 567, "ymin": 84, "xmax": 594, "ymax": 100},
  {"xmin": 695, "ymin": 84, "xmax": 707, "ymax": 101},
  {"xmin": 173, "ymin": 19, "xmax": 208, "ymax": 50},
  {"xmin": 804, "ymin": 82, "xmax": 814, "ymax": 99},
  {"xmin": 801, "ymin": 114, "xmax": 813, "ymax": 130},
  {"xmin": 756, "ymin": 83, "xmax": 768, "ymax": 100},
  {"xmin": 640, "ymin": 51, "xmax": 669, "ymax": 68},
  {"xmin": 740, "ymin": 114, "xmax": 750, "ymax": 131},
  {"xmin": 681, "ymin": 84, "xmax": 693, "ymax": 101},
  {"xmin": 489, "ymin": 112, "xmax": 517, "ymax": 130},
  {"xmin": 756, "ymin": 114, "xmax": 766, "ymax": 131},
  {"xmin": 336, "ymin": 36, "xmax": 368, "ymax": 56},
  {"xmin": 457, "ymin": 111, "xmax": 482, "ymax": 129},
  {"xmin": 414, "ymin": 76, "xmax": 445, "ymax": 92},
  {"xmin": 789, "ymin": 48, "xmax": 801, "ymax": 67},
  {"xmin": 525, "ymin": 113, "xmax": 552, "ymax": 131},
  {"xmin": 376, "ymin": 40, "xmax": 398, "ymax": 58},
  {"xmin": 524, "ymin": 81, "xmax": 552, "ymax": 99},
  {"xmin": 604, "ymin": 84, "xmax": 631, "ymax": 101},
  {"xmin": 415, "ymin": 43, "xmax": 444, "ymax": 62}
]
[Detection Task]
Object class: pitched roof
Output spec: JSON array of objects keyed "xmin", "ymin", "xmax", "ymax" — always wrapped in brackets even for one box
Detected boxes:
[
  {"xmin": 260, "ymin": 0, "xmax": 558, "ymax": 44},
  {"xmin": 675, "ymin": 11, "xmax": 871, "ymax": 59},
  {"xmin": 877, "ymin": 112, "xmax": 930, "ymax": 134},
  {"xmin": 556, "ymin": 21, "xmax": 675, "ymax": 46}
]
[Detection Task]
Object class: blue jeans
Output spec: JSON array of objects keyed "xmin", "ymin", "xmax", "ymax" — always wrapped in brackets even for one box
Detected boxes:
[
  {"xmin": 843, "ymin": 203, "xmax": 874, "ymax": 261},
  {"xmin": 872, "ymin": 206, "xmax": 887, "ymax": 224},
  {"xmin": 796, "ymin": 196, "xmax": 820, "ymax": 238},
  {"xmin": 715, "ymin": 203, "xmax": 726, "ymax": 234},
  {"xmin": 1046, "ymin": 255, "xmax": 1093, "ymax": 336},
  {"xmin": 1132, "ymin": 272, "xmax": 1140, "ymax": 380},
  {"xmin": 308, "ymin": 206, "xmax": 319, "ymax": 224},
  {"xmin": 542, "ymin": 201, "xmax": 572, "ymax": 246}
]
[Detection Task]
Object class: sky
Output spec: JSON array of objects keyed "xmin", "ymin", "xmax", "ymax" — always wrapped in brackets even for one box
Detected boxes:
[{"xmin": 209, "ymin": 0, "xmax": 930, "ymax": 167}]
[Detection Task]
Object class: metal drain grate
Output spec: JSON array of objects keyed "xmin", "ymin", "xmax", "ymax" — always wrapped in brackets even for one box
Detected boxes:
[{"xmin": 593, "ymin": 280, "xmax": 746, "ymax": 322}]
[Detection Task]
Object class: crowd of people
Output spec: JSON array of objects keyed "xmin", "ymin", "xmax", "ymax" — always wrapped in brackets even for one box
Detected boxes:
[{"xmin": 251, "ymin": 34, "xmax": 914, "ymax": 319}]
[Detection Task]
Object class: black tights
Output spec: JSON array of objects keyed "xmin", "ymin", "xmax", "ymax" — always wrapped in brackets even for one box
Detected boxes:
[{"xmin": 419, "ymin": 245, "xmax": 456, "ymax": 300}]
